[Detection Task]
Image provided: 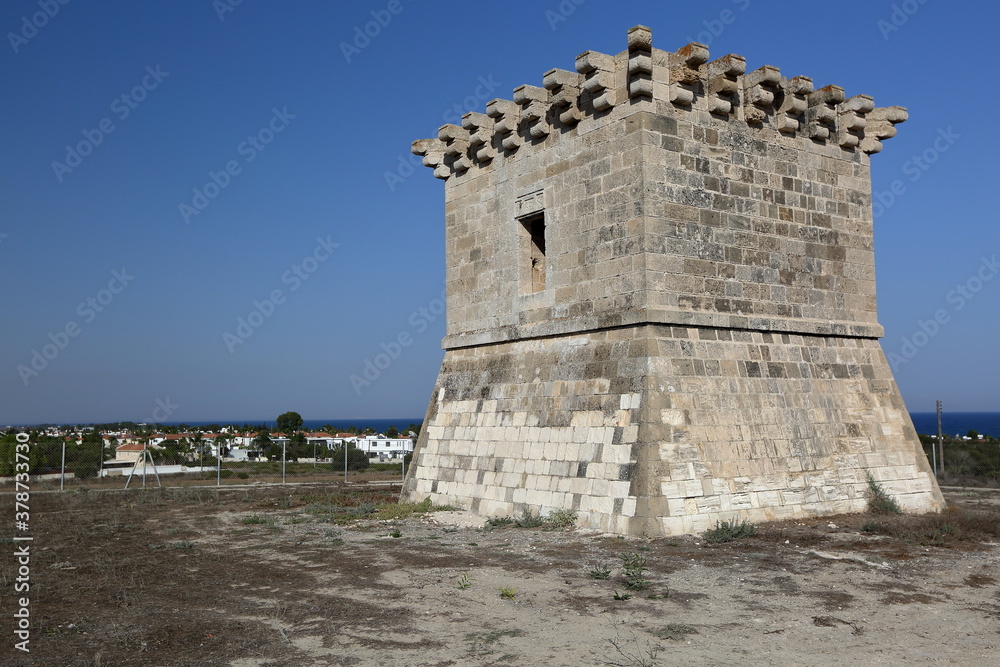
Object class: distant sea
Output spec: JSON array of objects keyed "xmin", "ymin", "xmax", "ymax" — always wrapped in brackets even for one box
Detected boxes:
[
  {"xmin": 909, "ymin": 412, "xmax": 1000, "ymax": 437},
  {"xmin": 158, "ymin": 418, "xmax": 423, "ymax": 433},
  {"xmin": 16, "ymin": 414, "xmax": 1000, "ymax": 437},
  {"xmin": 166, "ymin": 413, "xmax": 1000, "ymax": 437}
]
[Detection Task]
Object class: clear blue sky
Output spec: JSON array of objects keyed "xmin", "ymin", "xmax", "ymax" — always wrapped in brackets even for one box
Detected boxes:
[{"xmin": 2, "ymin": 0, "xmax": 997, "ymax": 425}]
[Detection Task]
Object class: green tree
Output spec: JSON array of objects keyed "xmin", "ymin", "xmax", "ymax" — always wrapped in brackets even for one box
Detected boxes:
[
  {"xmin": 276, "ymin": 411, "xmax": 303, "ymax": 435},
  {"xmin": 155, "ymin": 440, "xmax": 185, "ymax": 465},
  {"xmin": 287, "ymin": 432, "xmax": 308, "ymax": 461},
  {"xmin": 968, "ymin": 430, "xmax": 980, "ymax": 440},
  {"xmin": 30, "ymin": 433, "xmax": 64, "ymax": 474},
  {"xmin": 254, "ymin": 430, "xmax": 272, "ymax": 459},
  {"xmin": 0, "ymin": 432, "xmax": 16, "ymax": 476},
  {"xmin": 65, "ymin": 430, "xmax": 104, "ymax": 479},
  {"xmin": 386, "ymin": 425, "xmax": 399, "ymax": 438},
  {"xmin": 331, "ymin": 444, "xmax": 370, "ymax": 471}
]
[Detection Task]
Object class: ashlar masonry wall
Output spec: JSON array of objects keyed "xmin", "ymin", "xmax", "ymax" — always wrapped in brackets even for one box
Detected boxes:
[{"xmin": 403, "ymin": 26, "xmax": 944, "ymax": 536}]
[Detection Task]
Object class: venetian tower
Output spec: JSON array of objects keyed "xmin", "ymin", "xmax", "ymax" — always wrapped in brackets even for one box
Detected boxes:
[{"xmin": 402, "ymin": 26, "xmax": 944, "ymax": 536}]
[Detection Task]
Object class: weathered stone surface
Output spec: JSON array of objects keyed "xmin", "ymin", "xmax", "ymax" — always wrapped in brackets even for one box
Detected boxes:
[{"xmin": 403, "ymin": 26, "xmax": 944, "ymax": 535}]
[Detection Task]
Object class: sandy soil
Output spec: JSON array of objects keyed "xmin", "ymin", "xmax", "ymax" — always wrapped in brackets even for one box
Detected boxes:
[{"xmin": 3, "ymin": 484, "xmax": 998, "ymax": 666}]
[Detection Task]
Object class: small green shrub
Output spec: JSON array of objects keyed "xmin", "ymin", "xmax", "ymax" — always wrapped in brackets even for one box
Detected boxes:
[
  {"xmin": 242, "ymin": 514, "xmax": 269, "ymax": 525},
  {"xmin": 703, "ymin": 519, "xmax": 757, "ymax": 543},
  {"xmin": 498, "ymin": 586, "xmax": 517, "ymax": 599},
  {"xmin": 349, "ymin": 502, "xmax": 377, "ymax": 517},
  {"xmin": 368, "ymin": 462, "xmax": 405, "ymax": 471},
  {"xmin": 72, "ymin": 461, "xmax": 100, "ymax": 479},
  {"xmin": 485, "ymin": 516, "xmax": 514, "ymax": 528},
  {"xmin": 389, "ymin": 529, "xmax": 402, "ymax": 538},
  {"xmin": 513, "ymin": 508, "xmax": 543, "ymax": 528},
  {"xmin": 588, "ymin": 564, "xmax": 612, "ymax": 580},
  {"xmin": 375, "ymin": 497, "xmax": 432, "ymax": 520},
  {"xmin": 544, "ymin": 508, "xmax": 578, "ymax": 530},
  {"xmin": 457, "ymin": 573, "xmax": 474, "ymax": 590},
  {"xmin": 653, "ymin": 623, "xmax": 699, "ymax": 641},
  {"xmin": 613, "ymin": 590, "xmax": 632, "ymax": 600},
  {"xmin": 861, "ymin": 519, "xmax": 884, "ymax": 533},
  {"xmin": 865, "ymin": 472, "xmax": 902, "ymax": 515},
  {"xmin": 236, "ymin": 471, "xmax": 249, "ymax": 479},
  {"xmin": 618, "ymin": 552, "xmax": 649, "ymax": 590}
]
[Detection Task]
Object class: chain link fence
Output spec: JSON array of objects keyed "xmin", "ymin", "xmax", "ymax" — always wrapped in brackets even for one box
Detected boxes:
[
  {"xmin": 921, "ymin": 435, "xmax": 1000, "ymax": 488},
  {"xmin": 5, "ymin": 430, "xmax": 997, "ymax": 492},
  {"xmin": 0, "ymin": 433, "xmax": 409, "ymax": 491}
]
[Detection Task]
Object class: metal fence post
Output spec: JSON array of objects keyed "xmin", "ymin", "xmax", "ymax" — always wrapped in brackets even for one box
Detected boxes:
[
  {"xmin": 936, "ymin": 400, "xmax": 944, "ymax": 477},
  {"xmin": 282, "ymin": 441, "xmax": 286, "ymax": 484},
  {"xmin": 60, "ymin": 440, "xmax": 66, "ymax": 491}
]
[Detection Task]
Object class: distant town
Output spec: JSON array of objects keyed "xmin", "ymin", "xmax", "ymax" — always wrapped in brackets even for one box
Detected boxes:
[{"xmin": 0, "ymin": 413, "xmax": 421, "ymax": 479}]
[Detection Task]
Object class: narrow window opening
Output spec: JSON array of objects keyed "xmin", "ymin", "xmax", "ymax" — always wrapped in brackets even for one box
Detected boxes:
[{"xmin": 520, "ymin": 213, "xmax": 546, "ymax": 293}]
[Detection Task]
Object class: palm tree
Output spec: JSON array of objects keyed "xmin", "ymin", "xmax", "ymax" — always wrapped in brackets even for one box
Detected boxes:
[
  {"xmin": 190, "ymin": 432, "xmax": 205, "ymax": 469},
  {"xmin": 214, "ymin": 433, "xmax": 230, "ymax": 460}
]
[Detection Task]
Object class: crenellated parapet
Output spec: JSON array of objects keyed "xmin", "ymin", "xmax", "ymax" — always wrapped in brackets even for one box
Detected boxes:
[{"xmin": 412, "ymin": 25, "xmax": 907, "ymax": 179}]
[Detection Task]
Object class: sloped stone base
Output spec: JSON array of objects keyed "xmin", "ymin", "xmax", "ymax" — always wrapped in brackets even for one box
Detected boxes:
[{"xmin": 402, "ymin": 324, "xmax": 944, "ymax": 536}]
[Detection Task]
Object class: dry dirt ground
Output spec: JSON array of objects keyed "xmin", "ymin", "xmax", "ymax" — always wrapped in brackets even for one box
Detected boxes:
[{"xmin": 2, "ymin": 483, "xmax": 999, "ymax": 666}]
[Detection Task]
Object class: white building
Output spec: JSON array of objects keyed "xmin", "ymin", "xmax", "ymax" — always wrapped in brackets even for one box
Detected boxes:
[{"xmin": 356, "ymin": 434, "xmax": 414, "ymax": 459}]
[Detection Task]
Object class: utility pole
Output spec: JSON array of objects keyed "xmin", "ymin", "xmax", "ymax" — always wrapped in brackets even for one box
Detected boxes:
[{"xmin": 936, "ymin": 400, "xmax": 944, "ymax": 477}]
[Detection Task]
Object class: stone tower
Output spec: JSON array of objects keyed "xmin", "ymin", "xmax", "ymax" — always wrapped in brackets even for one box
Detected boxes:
[{"xmin": 402, "ymin": 26, "xmax": 944, "ymax": 536}]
